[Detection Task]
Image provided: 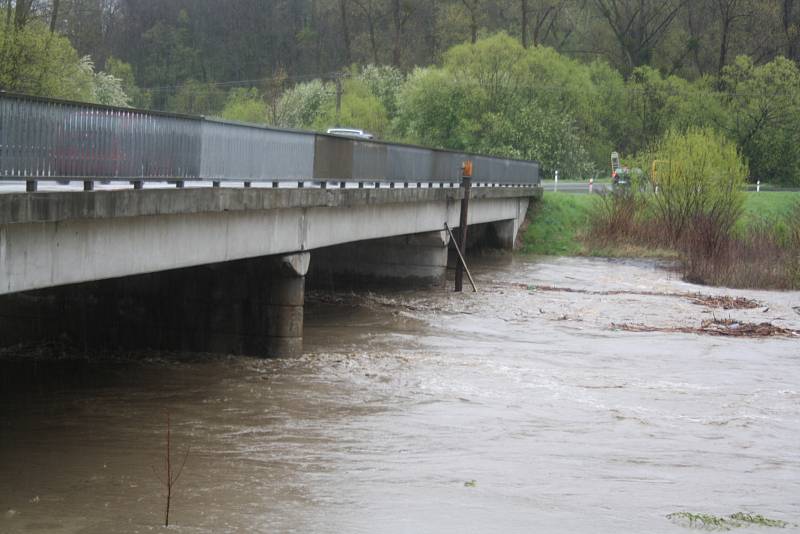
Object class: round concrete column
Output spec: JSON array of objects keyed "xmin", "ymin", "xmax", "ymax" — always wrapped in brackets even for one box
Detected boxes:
[{"xmin": 265, "ymin": 252, "xmax": 309, "ymax": 357}]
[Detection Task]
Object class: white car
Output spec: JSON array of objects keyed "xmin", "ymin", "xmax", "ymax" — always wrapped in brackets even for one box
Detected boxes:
[{"xmin": 326, "ymin": 128, "xmax": 374, "ymax": 140}]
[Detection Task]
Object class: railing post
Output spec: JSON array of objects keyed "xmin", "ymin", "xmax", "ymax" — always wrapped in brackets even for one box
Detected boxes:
[
  {"xmin": 25, "ymin": 180, "xmax": 37, "ymax": 192},
  {"xmin": 455, "ymin": 160, "xmax": 473, "ymax": 293},
  {"xmin": 83, "ymin": 180, "xmax": 94, "ymax": 191}
]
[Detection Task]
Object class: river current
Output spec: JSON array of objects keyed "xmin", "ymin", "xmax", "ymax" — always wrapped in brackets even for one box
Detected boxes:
[{"xmin": 1, "ymin": 256, "xmax": 798, "ymax": 533}]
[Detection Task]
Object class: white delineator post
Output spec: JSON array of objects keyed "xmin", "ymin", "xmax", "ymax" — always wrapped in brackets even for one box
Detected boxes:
[
  {"xmin": 757, "ymin": 180, "xmax": 761, "ymax": 193},
  {"xmin": 554, "ymin": 170, "xmax": 559, "ymax": 192},
  {"xmin": 589, "ymin": 178, "xmax": 593, "ymax": 193}
]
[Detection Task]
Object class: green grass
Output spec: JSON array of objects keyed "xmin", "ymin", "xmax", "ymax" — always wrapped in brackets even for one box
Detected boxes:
[
  {"xmin": 520, "ymin": 191, "xmax": 799, "ymax": 261},
  {"xmin": 520, "ymin": 192, "xmax": 597, "ymax": 255},
  {"xmin": 740, "ymin": 191, "xmax": 800, "ymax": 228}
]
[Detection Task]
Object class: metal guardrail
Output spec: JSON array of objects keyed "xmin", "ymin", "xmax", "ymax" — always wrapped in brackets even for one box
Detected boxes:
[{"xmin": 0, "ymin": 92, "xmax": 539, "ymax": 191}]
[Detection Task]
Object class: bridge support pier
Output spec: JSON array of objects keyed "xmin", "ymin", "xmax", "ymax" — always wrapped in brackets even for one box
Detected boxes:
[
  {"xmin": 489, "ymin": 219, "xmax": 519, "ymax": 250},
  {"xmin": 310, "ymin": 231, "xmax": 451, "ymax": 288},
  {"xmin": 263, "ymin": 253, "xmax": 309, "ymax": 357}
]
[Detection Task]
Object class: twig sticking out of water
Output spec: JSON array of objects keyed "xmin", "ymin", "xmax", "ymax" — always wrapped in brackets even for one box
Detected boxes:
[{"xmin": 152, "ymin": 412, "xmax": 190, "ymax": 527}]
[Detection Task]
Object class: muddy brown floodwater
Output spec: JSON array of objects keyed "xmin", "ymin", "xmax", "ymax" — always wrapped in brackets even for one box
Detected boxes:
[{"xmin": 1, "ymin": 256, "xmax": 799, "ymax": 534}]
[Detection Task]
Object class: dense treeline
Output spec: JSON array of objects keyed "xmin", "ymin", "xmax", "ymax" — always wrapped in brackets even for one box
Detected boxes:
[{"xmin": 1, "ymin": 0, "xmax": 800, "ymax": 184}]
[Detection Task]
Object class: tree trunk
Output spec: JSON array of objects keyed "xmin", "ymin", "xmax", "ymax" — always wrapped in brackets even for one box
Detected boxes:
[
  {"xmin": 470, "ymin": 13, "xmax": 478, "ymax": 43},
  {"xmin": 50, "ymin": 0, "xmax": 60, "ymax": 33},
  {"xmin": 339, "ymin": 0, "xmax": 351, "ymax": 65},
  {"xmin": 521, "ymin": 0, "xmax": 529, "ymax": 48},
  {"xmin": 718, "ymin": 16, "xmax": 731, "ymax": 75},
  {"xmin": 14, "ymin": 0, "xmax": 32, "ymax": 29},
  {"xmin": 784, "ymin": 0, "xmax": 799, "ymax": 61},
  {"xmin": 392, "ymin": 0, "xmax": 402, "ymax": 66},
  {"xmin": 367, "ymin": 11, "xmax": 378, "ymax": 63}
]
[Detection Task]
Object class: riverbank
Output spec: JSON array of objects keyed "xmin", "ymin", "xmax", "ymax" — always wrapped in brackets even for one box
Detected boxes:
[{"xmin": 520, "ymin": 191, "xmax": 800, "ymax": 289}]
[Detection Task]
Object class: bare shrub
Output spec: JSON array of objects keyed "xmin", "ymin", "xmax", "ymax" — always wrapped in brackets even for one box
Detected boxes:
[
  {"xmin": 589, "ymin": 188, "xmax": 641, "ymax": 243},
  {"xmin": 682, "ymin": 208, "xmax": 800, "ymax": 289}
]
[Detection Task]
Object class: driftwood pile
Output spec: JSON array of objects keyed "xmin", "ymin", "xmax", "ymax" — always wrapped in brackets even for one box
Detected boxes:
[
  {"xmin": 613, "ymin": 318, "xmax": 798, "ymax": 338},
  {"xmin": 523, "ymin": 284, "xmax": 762, "ymax": 309}
]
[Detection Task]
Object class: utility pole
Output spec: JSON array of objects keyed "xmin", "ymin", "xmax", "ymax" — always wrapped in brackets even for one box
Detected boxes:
[
  {"xmin": 455, "ymin": 160, "xmax": 473, "ymax": 292},
  {"xmin": 335, "ymin": 74, "xmax": 343, "ymax": 127}
]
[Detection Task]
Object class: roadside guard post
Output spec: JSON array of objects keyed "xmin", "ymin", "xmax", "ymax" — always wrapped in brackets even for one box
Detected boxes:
[{"xmin": 455, "ymin": 160, "xmax": 473, "ymax": 292}]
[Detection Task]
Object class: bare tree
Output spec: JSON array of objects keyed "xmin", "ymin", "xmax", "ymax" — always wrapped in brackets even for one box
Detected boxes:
[
  {"xmin": 49, "ymin": 0, "xmax": 60, "ymax": 32},
  {"xmin": 521, "ymin": 0, "xmax": 529, "ymax": 47},
  {"xmin": 391, "ymin": 0, "xmax": 414, "ymax": 66},
  {"xmin": 339, "ymin": 0, "xmax": 352, "ymax": 64},
  {"xmin": 14, "ymin": 0, "xmax": 35, "ymax": 29},
  {"xmin": 351, "ymin": 0, "xmax": 380, "ymax": 63},
  {"xmin": 716, "ymin": 0, "xmax": 753, "ymax": 74},
  {"xmin": 593, "ymin": 0, "xmax": 688, "ymax": 71},
  {"xmin": 461, "ymin": 0, "xmax": 484, "ymax": 43},
  {"xmin": 152, "ymin": 412, "xmax": 190, "ymax": 528},
  {"xmin": 783, "ymin": 0, "xmax": 800, "ymax": 62}
]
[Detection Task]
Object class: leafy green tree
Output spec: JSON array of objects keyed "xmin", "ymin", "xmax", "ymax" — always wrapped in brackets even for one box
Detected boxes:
[
  {"xmin": 0, "ymin": 16, "xmax": 94, "ymax": 100},
  {"xmin": 313, "ymin": 77, "xmax": 389, "ymax": 136},
  {"xmin": 647, "ymin": 127, "xmax": 747, "ymax": 246},
  {"xmin": 219, "ymin": 88, "xmax": 268, "ymax": 124},
  {"xmin": 357, "ymin": 64, "xmax": 404, "ymax": 117},
  {"xmin": 138, "ymin": 10, "xmax": 200, "ymax": 89},
  {"xmin": 80, "ymin": 56, "xmax": 130, "ymax": 106},
  {"xmin": 168, "ymin": 79, "xmax": 225, "ymax": 115},
  {"xmin": 720, "ymin": 55, "xmax": 800, "ymax": 185},
  {"xmin": 276, "ymin": 79, "xmax": 336, "ymax": 128},
  {"xmin": 106, "ymin": 56, "xmax": 151, "ymax": 108},
  {"xmin": 395, "ymin": 33, "xmax": 596, "ymax": 178},
  {"xmin": 622, "ymin": 66, "xmax": 725, "ymax": 155}
]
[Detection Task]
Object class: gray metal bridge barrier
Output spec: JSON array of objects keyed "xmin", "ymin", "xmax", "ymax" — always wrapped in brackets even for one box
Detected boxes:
[{"xmin": 0, "ymin": 92, "xmax": 539, "ymax": 191}]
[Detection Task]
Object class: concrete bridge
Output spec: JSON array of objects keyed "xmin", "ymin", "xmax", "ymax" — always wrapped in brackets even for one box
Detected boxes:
[{"xmin": 0, "ymin": 92, "xmax": 541, "ymax": 357}]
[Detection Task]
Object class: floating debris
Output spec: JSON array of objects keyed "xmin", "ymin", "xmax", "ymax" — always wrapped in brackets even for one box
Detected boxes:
[
  {"xmin": 666, "ymin": 511, "xmax": 793, "ymax": 530},
  {"xmin": 612, "ymin": 319, "xmax": 798, "ymax": 338},
  {"xmin": 521, "ymin": 284, "xmax": 761, "ymax": 309},
  {"xmin": 686, "ymin": 294, "xmax": 761, "ymax": 310},
  {"xmin": 464, "ymin": 480, "xmax": 477, "ymax": 488}
]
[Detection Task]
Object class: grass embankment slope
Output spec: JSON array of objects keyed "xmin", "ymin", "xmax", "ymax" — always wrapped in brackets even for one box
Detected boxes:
[{"xmin": 521, "ymin": 191, "xmax": 800, "ymax": 256}]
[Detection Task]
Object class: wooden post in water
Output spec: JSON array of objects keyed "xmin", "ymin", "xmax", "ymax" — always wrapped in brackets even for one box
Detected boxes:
[{"xmin": 455, "ymin": 160, "xmax": 473, "ymax": 292}]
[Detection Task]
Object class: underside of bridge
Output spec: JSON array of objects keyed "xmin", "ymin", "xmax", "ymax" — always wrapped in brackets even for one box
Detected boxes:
[{"xmin": 0, "ymin": 219, "xmax": 520, "ymax": 358}]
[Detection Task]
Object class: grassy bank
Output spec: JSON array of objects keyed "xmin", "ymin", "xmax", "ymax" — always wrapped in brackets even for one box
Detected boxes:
[
  {"xmin": 520, "ymin": 193, "xmax": 595, "ymax": 255},
  {"xmin": 521, "ymin": 191, "xmax": 800, "ymax": 289}
]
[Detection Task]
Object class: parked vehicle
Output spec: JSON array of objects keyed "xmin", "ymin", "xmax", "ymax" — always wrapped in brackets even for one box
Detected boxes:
[
  {"xmin": 326, "ymin": 128, "xmax": 374, "ymax": 140},
  {"xmin": 610, "ymin": 151, "xmax": 630, "ymax": 190}
]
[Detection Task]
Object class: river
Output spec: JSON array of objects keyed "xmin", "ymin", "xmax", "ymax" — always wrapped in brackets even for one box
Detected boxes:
[{"xmin": 1, "ymin": 256, "xmax": 798, "ymax": 533}]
